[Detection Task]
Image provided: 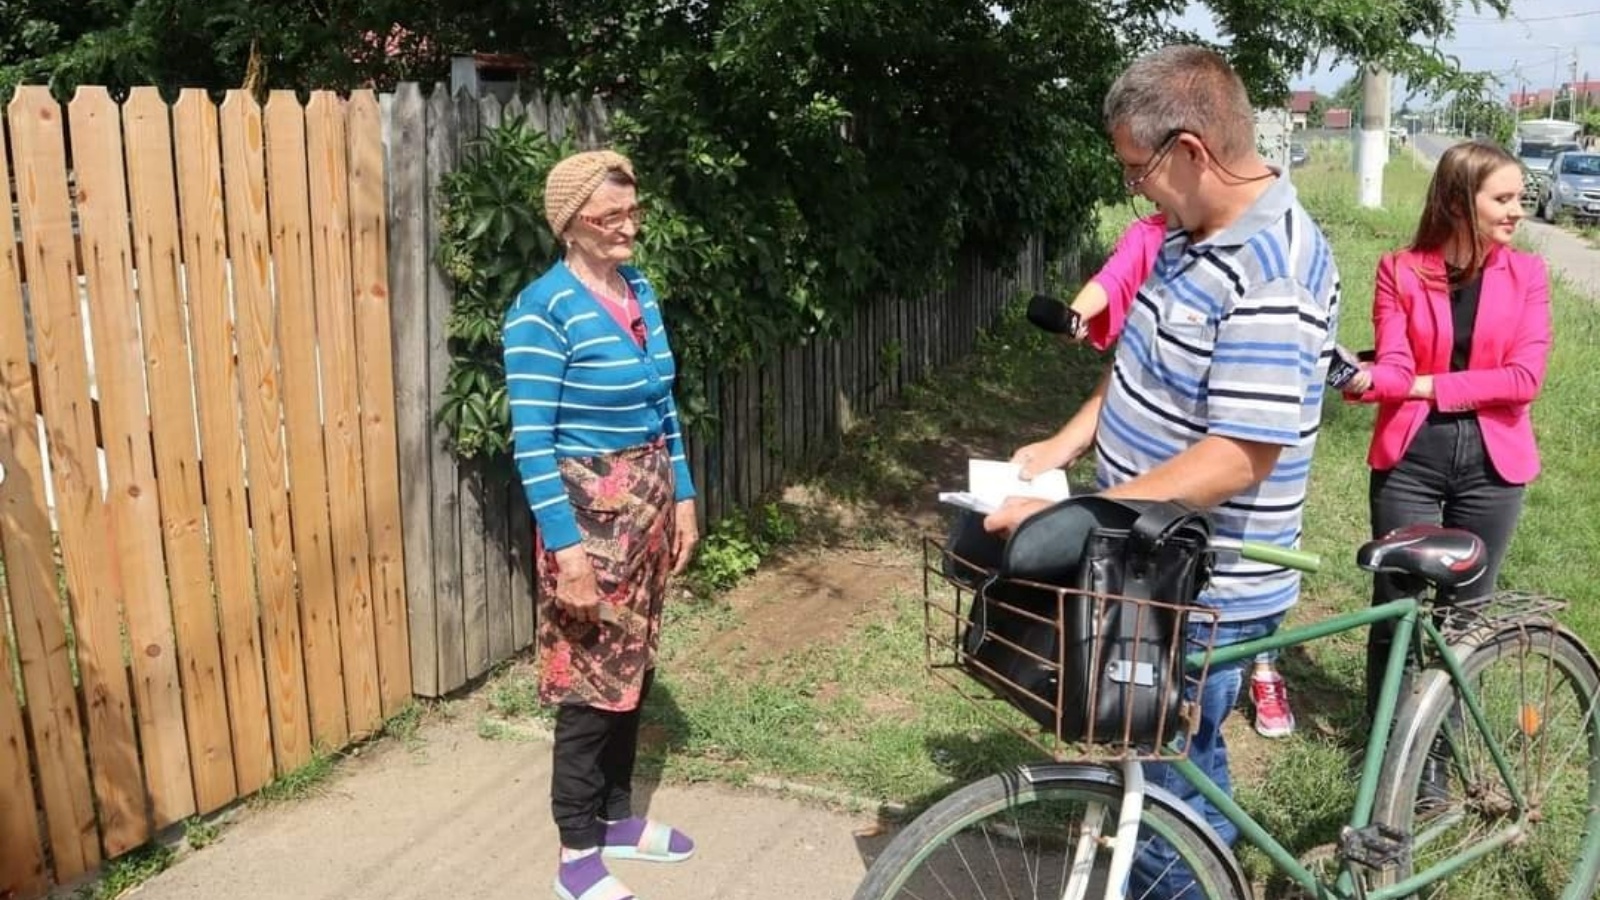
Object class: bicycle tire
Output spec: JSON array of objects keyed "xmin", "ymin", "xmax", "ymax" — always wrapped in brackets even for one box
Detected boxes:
[
  {"xmin": 1372, "ymin": 626, "xmax": 1600, "ymax": 899},
  {"xmin": 854, "ymin": 763, "xmax": 1249, "ymax": 900}
]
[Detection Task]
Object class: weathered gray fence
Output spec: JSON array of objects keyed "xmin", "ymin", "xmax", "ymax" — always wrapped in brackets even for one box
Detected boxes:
[{"xmin": 383, "ymin": 84, "xmax": 1052, "ymax": 696}]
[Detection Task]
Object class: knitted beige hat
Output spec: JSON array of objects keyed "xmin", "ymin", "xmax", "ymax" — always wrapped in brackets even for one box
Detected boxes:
[{"xmin": 544, "ymin": 150, "xmax": 636, "ymax": 237}]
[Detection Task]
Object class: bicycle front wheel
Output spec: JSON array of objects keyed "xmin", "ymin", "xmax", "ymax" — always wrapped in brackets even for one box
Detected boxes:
[
  {"xmin": 1373, "ymin": 626, "xmax": 1600, "ymax": 899},
  {"xmin": 854, "ymin": 763, "xmax": 1248, "ymax": 900}
]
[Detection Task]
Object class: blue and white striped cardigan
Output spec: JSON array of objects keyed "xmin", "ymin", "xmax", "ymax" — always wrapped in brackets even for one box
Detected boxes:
[{"xmin": 502, "ymin": 261, "xmax": 696, "ymax": 550}]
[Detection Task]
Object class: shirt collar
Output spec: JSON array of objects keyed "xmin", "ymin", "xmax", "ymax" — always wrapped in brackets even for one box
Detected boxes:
[{"xmin": 1186, "ymin": 167, "xmax": 1296, "ymax": 250}]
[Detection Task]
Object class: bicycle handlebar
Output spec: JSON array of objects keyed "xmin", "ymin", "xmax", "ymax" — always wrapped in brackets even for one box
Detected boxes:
[{"xmin": 1210, "ymin": 537, "xmax": 1321, "ymax": 573}]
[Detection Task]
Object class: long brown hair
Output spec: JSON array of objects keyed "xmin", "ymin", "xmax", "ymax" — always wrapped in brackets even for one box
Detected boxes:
[{"xmin": 1411, "ymin": 140, "xmax": 1520, "ymax": 281}]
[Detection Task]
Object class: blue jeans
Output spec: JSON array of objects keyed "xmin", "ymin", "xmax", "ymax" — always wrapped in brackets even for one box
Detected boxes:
[{"xmin": 1128, "ymin": 613, "xmax": 1284, "ymax": 898}]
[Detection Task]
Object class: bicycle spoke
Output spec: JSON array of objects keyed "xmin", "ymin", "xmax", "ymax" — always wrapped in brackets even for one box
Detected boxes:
[
  {"xmin": 951, "ymin": 830, "xmax": 990, "ymax": 900},
  {"xmin": 1383, "ymin": 627, "xmax": 1600, "ymax": 899},
  {"xmin": 855, "ymin": 769, "xmax": 1245, "ymax": 900},
  {"xmin": 977, "ymin": 817, "xmax": 1016, "ymax": 900}
]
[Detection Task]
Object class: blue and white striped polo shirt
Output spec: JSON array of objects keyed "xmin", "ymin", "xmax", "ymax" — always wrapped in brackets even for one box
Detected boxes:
[{"xmin": 1096, "ymin": 174, "xmax": 1340, "ymax": 622}]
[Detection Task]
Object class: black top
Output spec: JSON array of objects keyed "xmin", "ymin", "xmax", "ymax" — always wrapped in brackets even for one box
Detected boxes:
[
  {"xmin": 1448, "ymin": 273, "xmax": 1482, "ymax": 373},
  {"xmin": 1427, "ymin": 269, "xmax": 1482, "ymax": 423}
]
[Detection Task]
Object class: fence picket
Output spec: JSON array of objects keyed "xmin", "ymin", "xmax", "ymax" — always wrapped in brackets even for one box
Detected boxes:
[
  {"xmin": 220, "ymin": 90, "xmax": 313, "ymax": 772},
  {"xmin": 0, "ymin": 108, "xmax": 53, "ymax": 883},
  {"xmin": 0, "ymin": 618, "xmax": 45, "ymax": 895},
  {"xmin": 426, "ymin": 84, "xmax": 467, "ymax": 691},
  {"xmin": 479, "ymin": 93, "xmax": 503, "ymax": 133},
  {"xmin": 0, "ymin": 110, "xmax": 60, "ymax": 892},
  {"xmin": 507, "ymin": 488, "xmax": 537, "ymax": 650},
  {"xmin": 68, "ymin": 87, "xmax": 198, "ymax": 825},
  {"xmin": 483, "ymin": 462, "xmax": 514, "ymax": 664},
  {"xmin": 386, "ymin": 84, "xmax": 438, "ymax": 697},
  {"xmin": 348, "ymin": 90, "xmax": 413, "ymax": 716},
  {"xmin": 306, "ymin": 92, "xmax": 383, "ymax": 737},
  {"xmin": 126, "ymin": 88, "xmax": 237, "ymax": 807},
  {"xmin": 9, "ymin": 85, "xmax": 148, "ymax": 856},
  {"xmin": 173, "ymin": 89, "xmax": 259, "ymax": 808},
  {"xmin": 460, "ymin": 463, "xmax": 490, "ymax": 679},
  {"xmin": 449, "ymin": 86, "xmax": 492, "ymax": 683},
  {"xmin": 504, "ymin": 95, "xmax": 527, "ymax": 127},
  {"xmin": 265, "ymin": 90, "xmax": 349, "ymax": 749}
]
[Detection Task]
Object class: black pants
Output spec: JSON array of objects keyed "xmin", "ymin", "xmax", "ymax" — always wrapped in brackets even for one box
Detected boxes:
[
  {"xmin": 551, "ymin": 669, "xmax": 654, "ymax": 849},
  {"xmin": 1366, "ymin": 418, "xmax": 1525, "ymax": 715}
]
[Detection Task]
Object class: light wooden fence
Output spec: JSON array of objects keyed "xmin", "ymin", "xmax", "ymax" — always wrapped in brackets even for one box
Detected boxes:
[
  {"xmin": 0, "ymin": 85, "xmax": 411, "ymax": 897},
  {"xmin": 388, "ymin": 85, "xmax": 1052, "ymax": 698}
]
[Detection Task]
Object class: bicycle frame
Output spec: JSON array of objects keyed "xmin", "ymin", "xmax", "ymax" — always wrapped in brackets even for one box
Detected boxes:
[{"xmin": 1167, "ymin": 595, "xmax": 1535, "ymax": 900}]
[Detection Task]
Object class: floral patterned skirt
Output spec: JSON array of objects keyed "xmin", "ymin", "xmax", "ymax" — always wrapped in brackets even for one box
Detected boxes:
[{"xmin": 535, "ymin": 439, "xmax": 676, "ymax": 712}]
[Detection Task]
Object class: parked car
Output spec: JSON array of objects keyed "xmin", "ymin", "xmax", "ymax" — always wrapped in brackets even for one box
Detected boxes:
[
  {"xmin": 1288, "ymin": 142, "xmax": 1308, "ymax": 168},
  {"xmin": 1518, "ymin": 139, "xmax": 1582, "ymax": 207},
  {"xmin": 1536, "ymin": 152, "xmax": 1600, "ymax": 223}
]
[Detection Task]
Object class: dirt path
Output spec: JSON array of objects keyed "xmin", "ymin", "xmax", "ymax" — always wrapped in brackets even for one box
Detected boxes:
[{"xmin": 116, "ymin": 709, "xmax": 883, "ymax": 900}]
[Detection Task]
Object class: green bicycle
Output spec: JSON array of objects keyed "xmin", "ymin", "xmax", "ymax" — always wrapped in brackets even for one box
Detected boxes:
[{"xmin": 854, "ymin": 523, "xmax": 1600, "ymax": 900}]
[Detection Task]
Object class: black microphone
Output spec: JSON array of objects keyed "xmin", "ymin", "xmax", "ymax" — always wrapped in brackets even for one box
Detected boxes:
[{"xmin": 1027, "ymin": 293, "xmax": 1082, "ymax": 337}]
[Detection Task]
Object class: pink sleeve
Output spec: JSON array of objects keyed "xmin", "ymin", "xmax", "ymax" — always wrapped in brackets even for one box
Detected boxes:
[
  {"xmin": 1350, "ymin": 253, "xmax": 1420, "ymax": 403},
  {"xmin": 1086, "ymin": 215, "xmax": 1164, "ymax": 350},
  {"xmin": 1432, "ymin": 258, "xmax": 1552, "ymax": 411}
]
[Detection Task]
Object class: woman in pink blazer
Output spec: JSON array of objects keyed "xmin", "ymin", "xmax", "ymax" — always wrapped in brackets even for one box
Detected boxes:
[{"xmin": 1344, "ymin": 140, "xmax": 1553, "ymax": 715}]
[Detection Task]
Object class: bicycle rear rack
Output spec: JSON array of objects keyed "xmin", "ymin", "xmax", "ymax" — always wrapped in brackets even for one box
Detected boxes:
[{"xmin": 1434, "ymin": 590, "xmax": 1567, "ymax": 646}]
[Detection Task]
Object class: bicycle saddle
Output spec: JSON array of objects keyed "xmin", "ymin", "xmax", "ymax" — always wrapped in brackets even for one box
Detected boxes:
[{"xmin": 1356, "ymin": 524, "xmax": 1487, "ymax": 589}]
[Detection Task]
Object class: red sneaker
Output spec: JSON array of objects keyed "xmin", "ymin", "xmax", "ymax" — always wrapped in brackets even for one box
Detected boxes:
[{"xmin": 1251, "ymin": 666, "xmax": 1296, "ymax": 738}]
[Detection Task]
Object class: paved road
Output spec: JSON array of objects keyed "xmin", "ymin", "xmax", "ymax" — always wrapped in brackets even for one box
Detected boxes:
[{"xmin": 1411, "ymin": 132, "xmax": 1600, "ymax": 300}]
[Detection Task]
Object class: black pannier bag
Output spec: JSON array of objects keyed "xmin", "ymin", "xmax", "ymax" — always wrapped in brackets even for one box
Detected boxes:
[{"xmin": 956, "ymin": 496, "xmax": 1214, "ymax": 745}]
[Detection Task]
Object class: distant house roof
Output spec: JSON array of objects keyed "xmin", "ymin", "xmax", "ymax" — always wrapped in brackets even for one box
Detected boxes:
[
  {"xmin": 1288, "ymin": 90, "xmax": 1319, "ymax": 114},
  {"xmin": 1324, "ymin": 108, "xmax": 1352, "ymax": 128}
]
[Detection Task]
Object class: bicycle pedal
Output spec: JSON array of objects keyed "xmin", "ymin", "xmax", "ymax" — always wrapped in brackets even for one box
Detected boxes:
[{"xmin": 1338, "ymin": 824, "xmax": 1410, "ymax": 870}]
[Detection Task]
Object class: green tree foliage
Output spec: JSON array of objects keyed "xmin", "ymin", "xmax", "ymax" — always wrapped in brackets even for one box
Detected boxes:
[
  {"xmin": 1307, "ymin": 96, "xmax": 1329, "ymax": 128},
  {"xmin": 1, "ymin": 0, "xmax": 1521, "ymax": 460},
  {"xmin": 0, "ymin": 0, "xmax": 458, "ymax": 98}
]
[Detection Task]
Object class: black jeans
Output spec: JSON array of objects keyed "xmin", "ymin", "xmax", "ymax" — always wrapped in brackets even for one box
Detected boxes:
[
  {"xmin": 1366, "ymin": 417, "xmax": 1525, "ymax": 715},
  {"xmin": 551, "ymin": 669, "xmax": 655, "ymax": 849}
]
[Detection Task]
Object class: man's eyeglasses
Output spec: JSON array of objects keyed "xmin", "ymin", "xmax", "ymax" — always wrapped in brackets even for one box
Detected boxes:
[
  {"xmin": 577, "ymin": 205, "xmax": 646, "ymax": 232},
  {"xmin": 1121, "ymin": 130, "xmax": 1183, "ymax": 194}
]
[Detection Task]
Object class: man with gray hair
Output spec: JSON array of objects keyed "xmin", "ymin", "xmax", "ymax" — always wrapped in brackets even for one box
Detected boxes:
[{"xmin": 989, "ymin": 44, "xmax": 1341, "ymax": 895}]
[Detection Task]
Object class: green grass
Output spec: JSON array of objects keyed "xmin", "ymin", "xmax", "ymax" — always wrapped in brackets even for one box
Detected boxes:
[
  {"xmin": 73, "ymin": 843, "xmax": 176, "ymax": 899},
  {"xmin": 377, "ymin": 700, "xmax": 429, "ymax": 748},
  {"xmin": 182, "ymin": 815, "xmax": 222, "ymax": 850},
  {"xmin": 640, "ymin": 143, "xmax": 1600, "ymax": 891},
  {"xmin": 254, "ymin": 749, "xmax": 337, "ymax": 804}
]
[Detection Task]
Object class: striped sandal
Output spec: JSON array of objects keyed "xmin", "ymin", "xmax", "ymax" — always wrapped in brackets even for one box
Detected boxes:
[
  {"xmin": 600, "ymin": 816, "xmax": 696, "ymax": 863},
  {"xmin": 553, "ymin": 851, "xmax": 636, "ymax": 900}
]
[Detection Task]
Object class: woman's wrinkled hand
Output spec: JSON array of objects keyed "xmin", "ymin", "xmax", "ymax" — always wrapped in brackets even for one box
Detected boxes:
[
  {"xmin": 552, "ymin": 544, "xmax": 605, "ymax": 624},
  {"xmin": 672, "ymin": 499, "xmax": 699, "ymax": 575}
]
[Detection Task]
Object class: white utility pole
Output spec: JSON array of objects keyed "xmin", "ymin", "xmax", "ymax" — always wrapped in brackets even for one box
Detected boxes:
[
  {"xmin": 1550, "ymin": 45, "xmax": 1562, "ymax": 118},
  {"xmin": 1358, "ymin": 65, "xmax": 1389, "ymax": 208},
  {"xmin": 1571, "ymin": 51, "xmax": 1580, "ymax": 120}
]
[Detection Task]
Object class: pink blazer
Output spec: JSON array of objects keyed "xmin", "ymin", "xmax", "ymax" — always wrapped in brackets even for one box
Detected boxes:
[
  {"xmin": 1086, "ymin": 214, "xmax": 1166, "ymax": 350},
  {"xmin": 1352, "ymin": 245, "xmax": 1552, "ymax": 483}
]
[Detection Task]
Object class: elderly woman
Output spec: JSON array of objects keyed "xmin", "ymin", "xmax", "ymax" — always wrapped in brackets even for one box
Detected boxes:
[{"xmin": 503, "ymin": 149, "xmax": 699, "ymax": 900}]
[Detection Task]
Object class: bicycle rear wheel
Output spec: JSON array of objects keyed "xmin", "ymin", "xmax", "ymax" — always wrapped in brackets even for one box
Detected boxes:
[
  {"xmin": 854, "ymin": 763, "xmax": 1248, "ymax": 900},
  {"xmin": 1373, "ymin": 626, "xmax": 1600, "ymax": 899}
]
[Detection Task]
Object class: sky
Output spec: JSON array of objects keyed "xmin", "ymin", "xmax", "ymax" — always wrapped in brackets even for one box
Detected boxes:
[{"xmin": 1176, "ymin": 0, "xmax": 1600, "ymax": 101}]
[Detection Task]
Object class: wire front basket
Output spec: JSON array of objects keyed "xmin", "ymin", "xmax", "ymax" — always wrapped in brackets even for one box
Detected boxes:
[{"xmin": 924, "ymin": 537, "xmax": 1219, "ymax": 762}]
